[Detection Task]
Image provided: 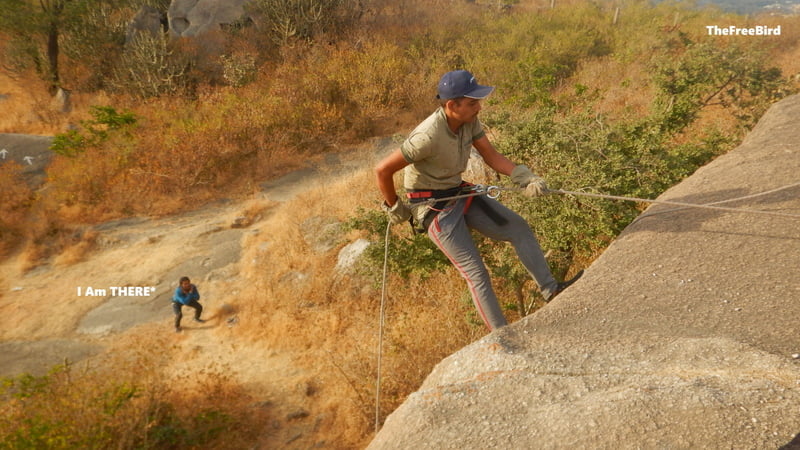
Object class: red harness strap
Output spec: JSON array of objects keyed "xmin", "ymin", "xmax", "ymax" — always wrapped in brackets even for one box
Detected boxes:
[{"xmin": 406, "ymin": 191, "xmax": 435, "ymax": 199}]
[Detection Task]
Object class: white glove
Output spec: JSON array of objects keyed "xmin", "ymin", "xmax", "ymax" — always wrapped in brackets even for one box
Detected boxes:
[
  {"xmin": 381, "ymin": 200, "xmax": 412, "ymax": 225},
  {"xmin": 511, "ymin": 165, "xmax": 547, "ymax": 197}
]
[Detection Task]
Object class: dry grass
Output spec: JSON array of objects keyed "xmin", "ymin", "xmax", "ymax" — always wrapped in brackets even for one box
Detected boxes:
[
  {"xmin": 0, "ymin": 328, "xmax": 270, "ymax": 449},
  {"xmin": 52, "ymin": 229, "xmax": 98, "ymax": 266},
  {"xmin": 218, "ymin": 156, "xmax": 486, "ymax": 443},
  {"xmin": 0, "ymin": 162, "xmax": 32, "ymax": 258},
  {"xmin": 0, "ymin": 69, "xmax": 107, "ymax": 136}
]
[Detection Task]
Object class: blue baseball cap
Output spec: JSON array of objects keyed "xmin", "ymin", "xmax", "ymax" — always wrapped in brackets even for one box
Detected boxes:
[{"xmin": 437, "ymin": 70, "xmax": 495, "ymax": 100}]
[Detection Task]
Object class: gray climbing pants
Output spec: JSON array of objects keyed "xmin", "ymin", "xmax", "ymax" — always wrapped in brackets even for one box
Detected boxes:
[{"xmin": 426, "ymin": 196, "xmax": 557, "ymax": 330}]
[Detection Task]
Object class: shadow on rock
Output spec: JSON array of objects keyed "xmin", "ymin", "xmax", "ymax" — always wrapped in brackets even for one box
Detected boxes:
[{"xmin": 627, "ymin": 185, "xmax": 800, "ymax": 238}]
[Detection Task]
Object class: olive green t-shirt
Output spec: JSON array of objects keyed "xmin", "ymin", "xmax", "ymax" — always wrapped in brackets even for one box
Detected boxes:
[{"xmin": 400, "ymin": 107, "xmax": 486, "ymax": 191}]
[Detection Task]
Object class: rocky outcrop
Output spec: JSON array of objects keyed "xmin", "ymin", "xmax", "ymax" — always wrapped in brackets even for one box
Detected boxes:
[
  {"xmin": 168, "ymin": 0, "xmax": 251, "ymax": 37},
  {"xmin": 0, "ymin": 133, "xmax": 54, "ymax": 188},
  {"xmin": 369, "ymin": 95, "xmax": 800, "ymax": 449},
  {"xmin": 126, "ymin": 5, "xmax": 168, "ymax": 44}
]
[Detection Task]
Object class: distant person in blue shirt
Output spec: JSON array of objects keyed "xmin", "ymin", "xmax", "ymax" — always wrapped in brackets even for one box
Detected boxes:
[{"xmin": 172, "ymin": 276, "xmax": 205, "ymax": 332}]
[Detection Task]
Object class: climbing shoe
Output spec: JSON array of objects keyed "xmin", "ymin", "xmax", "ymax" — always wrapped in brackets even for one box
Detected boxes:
[
  {"xmin": 545, "ymin": 269, "xmax": 584, "ymax": 302},
  {"xmin": 194, "ymin": 318, "xmax": 206, "ymax": 323}
]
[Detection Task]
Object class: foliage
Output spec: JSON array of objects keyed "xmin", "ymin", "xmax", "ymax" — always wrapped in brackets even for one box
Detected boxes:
[
  {"xmin": 247, "ymin": 0, "xmax": 365, "ymax": 45},
  {"xmin": 0, "ymin": 0, "xmax": 60, "ymax": 89},
  {"xmin": 220, "ymin": 51, "xmax": 258, "ymax": 88},
  {"xmin": 59, "ymin": 1, "xmax": 128, "ymax": 90},
  {"xmin": 467, "ymin": 2, "xmax": 614, "ymax": 108},
  {"xmin": 0, "ymin": 162, "xmax": 33, "ymax": 256},
  {"xmin": 50, "ymin": 106, "xmax": 137, "ymax": 157},
  {"xmin": 344, "ymin": 207, "xmax": 450, "ymax": 282},
  {"xmin": 651, "ymin": 38, "xmax": 788, "ymax": 132},
  {"xmin": 109, "ymin": 32, "xmax": 193, "ymax": 99},
  {"xmin": 0, "ymin": 0, "xmax": 117, "ymax": 92},
  {"xmin": 485, "ymin": 31, "xmax": 791, "ymax": 272},
  {"xmin": 0, "ymin": 360, "xmax": 259, "ymax": 449}
]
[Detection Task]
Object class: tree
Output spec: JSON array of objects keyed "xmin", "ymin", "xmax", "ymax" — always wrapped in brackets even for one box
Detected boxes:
[
  {"xmin": 0, "ymin": 0, "xmax": 131, "ymax": 93},
  {"xmin": 651, "ymin": 39, "xmax": 787, "ymax": 132},
  {"xmin": 0, "ymin": 0, "xmax": 71, "ymax": 93}
]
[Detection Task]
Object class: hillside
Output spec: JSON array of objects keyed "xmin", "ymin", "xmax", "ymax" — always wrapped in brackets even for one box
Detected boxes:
[
  {"xmin": 2, "ymin": 0, "xmax": 800, "ymax": 447},
  {"xmin": 0, "ymin": 137, "xmax": 391, "ymax": 448},
  {"xmin": 694, "ymin": 0, "xmax": 800, "ymax": 14}
]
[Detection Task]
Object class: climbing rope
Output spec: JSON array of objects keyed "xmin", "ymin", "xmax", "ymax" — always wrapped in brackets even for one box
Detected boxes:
[
  {"xmin": 375, "ymin": 220, "xmax": 391, "ymax": 432},
  {"xmin": 548, "ymin": 186, "xmax": 800, "ymax": 219},
  {"xmin": 633, "ymin": 180, "xmax": 800, "ymax": 220},
  {"xmin": 373, "ymin": 180, "xmax": 800, "ymax": 432},
  {"xmin": 416, "ymin": 183, "xmax": 800, "ymax": 218},
  {"xmin": 413, "ymin": 182, "xmax": 800, "ymax": 218}
]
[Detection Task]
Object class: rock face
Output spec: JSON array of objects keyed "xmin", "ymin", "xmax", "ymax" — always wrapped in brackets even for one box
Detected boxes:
[
  {"xmin": 168, "ymin": 0, "xmax": 251, "ymax": 37},
  {"xmin": 126, "ymin": 5, "xmax": 168, "ymax": 43},
  {"xmin": 0, "ymin": 133, "xmax": 54, "ymax": 188},
  {"xmin": 369, "ymin": 95, "xmax": 800, "ymax": 449}
]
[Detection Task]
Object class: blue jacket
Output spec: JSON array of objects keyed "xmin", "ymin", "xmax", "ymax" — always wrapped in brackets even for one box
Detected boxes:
[{"xmin": 173, "ymin": 285, "xmax": 200, "ymax": 305}]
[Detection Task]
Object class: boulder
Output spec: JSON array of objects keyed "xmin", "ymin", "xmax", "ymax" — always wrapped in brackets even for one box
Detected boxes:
[
  {"xmin": 126, "ymin": 5, "xmax": 168, "ymax": 44},
  {"xmin": 0, "ymin": 133, "xmax": 55, "ymax": 188},
  {"xmin": 463, "ymin": 147, "xmax": 499, "ymax": 186},
  {"xmin": 168, "ymin": 0, "xmax": 252, "ymax": 37},
  {"xmin": 335, "ymin": 239, "xmax": 370, "ymax": 273},
  {"xmin": 52, "ymin": 87, "xmax": 71, "ymax": 113}
]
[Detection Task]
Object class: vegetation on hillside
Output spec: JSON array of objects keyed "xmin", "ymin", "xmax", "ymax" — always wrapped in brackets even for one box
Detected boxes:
[
  {"xmin": 1, "ymin": 0, "xmax": 799, "ymax": 447},
  {"xmin": 0, "ymin": 339, "xmax": 267, "ymax": 449}
]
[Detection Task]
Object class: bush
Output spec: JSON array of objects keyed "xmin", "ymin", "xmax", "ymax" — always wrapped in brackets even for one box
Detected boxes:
[
  {"xmin": 220, "ymin": 51, "xmax": 258, "ymax": 87},
  {"xmin": 0, "ymin": 359, "xmax": 263, "ymax": 449},
  {"xmin": 247, "ymin": 0, "xmax": 365, "ymax": 45},
  {"xmin": 60, "ymin": 2, "xmax": 128, "ymax": 90},
  {"xmin": 109, "ymin": 32, "xmax": 193, "ymax": 98},
  {"xmin": 344, "ymin": 207, "xmax": 450, "ymax": 282},
  {"xmin": 50, "ymin": 106, "xmax": 137, "ymax": 157},
  {"xmin": 0, "ymin": 162, "xmax": 33, "ymax": 256},
  {"xmin": 651, "ymin": 38, "xmax": 789, "ymax": 133}
]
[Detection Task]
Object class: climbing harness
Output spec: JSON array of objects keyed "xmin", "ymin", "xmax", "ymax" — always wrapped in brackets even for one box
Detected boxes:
[
  {"xmin": 406, "ymin": 183, "xmax": 505, "ymax": 232},
  {"xmin": 408, "ymin": 183, "xmax": 503, "ymax": 204},
  {"xmin": 374, "ymin": 180, "xmax": 800, "ymax": 431}
]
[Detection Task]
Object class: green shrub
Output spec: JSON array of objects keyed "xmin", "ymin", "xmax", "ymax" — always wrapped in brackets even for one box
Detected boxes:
[
  {"xmin": 0, "ymin": 361, "xmax": 259, "ymax": 449},
  {"xmin": 344, "ymin": 207, "xmax": 450, "ymax": 282},
  {"xmin": 50, "ymin": 106, "xmax": 137, "ymax": 157},
  {"xmin": 651, "ymin": 38, "xmax": 789, "ymax": 133}
]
